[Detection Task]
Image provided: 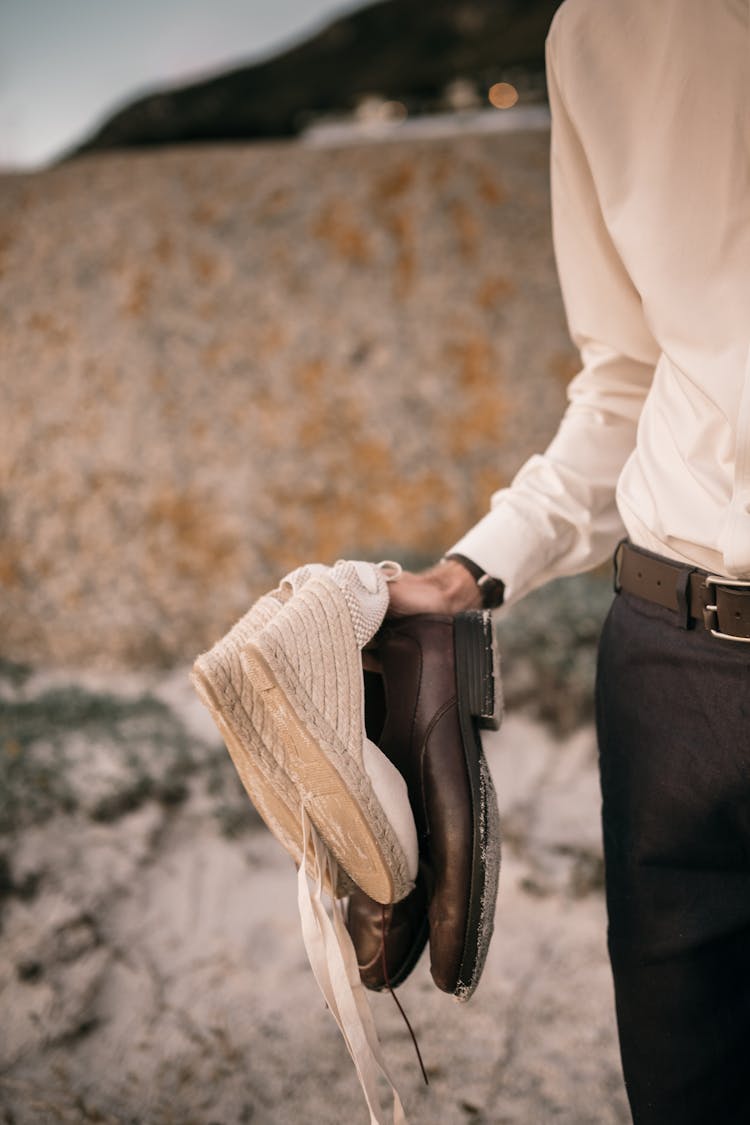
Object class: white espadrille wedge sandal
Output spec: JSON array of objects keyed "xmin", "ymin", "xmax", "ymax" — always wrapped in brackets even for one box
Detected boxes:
[{"xmin": 191, "ymin": 559, "xmax": 418, "ymax": 903}]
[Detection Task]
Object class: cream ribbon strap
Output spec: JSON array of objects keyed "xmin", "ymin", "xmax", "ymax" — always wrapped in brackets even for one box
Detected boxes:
[{"xmin": 297, "ymin": 806, "xmax": 409, "ymax": 1125}]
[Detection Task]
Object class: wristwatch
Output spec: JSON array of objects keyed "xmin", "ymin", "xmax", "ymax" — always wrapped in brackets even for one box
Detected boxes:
[{"xmin": 442, "ymin": 553, "xmax": 505, "ymax": 609}]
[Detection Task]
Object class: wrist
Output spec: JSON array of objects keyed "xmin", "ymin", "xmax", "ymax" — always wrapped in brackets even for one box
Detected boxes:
[
  {"xmin": 425, "ymin": 559, "xmax": 483, "ymax": 613},
  {"xmin": 441, "ymin": 553, "xmax": 505, "ymax": 610}
]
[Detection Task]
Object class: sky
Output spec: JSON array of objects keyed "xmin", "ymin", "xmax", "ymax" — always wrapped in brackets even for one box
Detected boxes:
[{"xmin": 0, "ymin": 0, "xmax": 367, "ymax": 170}]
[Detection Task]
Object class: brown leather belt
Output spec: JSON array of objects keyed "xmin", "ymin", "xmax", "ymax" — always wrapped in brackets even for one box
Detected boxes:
[{"xmin": 614, "ymin": 541, "xmax": 750, "ymax": 642}]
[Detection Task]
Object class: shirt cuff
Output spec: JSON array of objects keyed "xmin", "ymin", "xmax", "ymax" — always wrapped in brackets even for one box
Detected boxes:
[{"xmin": 447, "ymin": 499, "xmax": 564, "ymax": 607}]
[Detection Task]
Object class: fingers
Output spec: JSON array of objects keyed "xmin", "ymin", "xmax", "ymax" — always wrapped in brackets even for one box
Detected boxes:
[
  {"xmin": 386, "ymin": 577, "xmax": 447, "ymax": 617},
  {"xmin": 386, "ymin": 561, "xmax": 483, "ymax": 617}
]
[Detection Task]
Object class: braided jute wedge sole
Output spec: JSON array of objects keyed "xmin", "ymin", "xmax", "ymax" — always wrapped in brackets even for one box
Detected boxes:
[
  {"xmin": 192, "ymin": 577, "xmax": 324, "ymax": 887},
  {"xmin": 192, "ymin": 562, "xmax": 417, "ymax": 903}
]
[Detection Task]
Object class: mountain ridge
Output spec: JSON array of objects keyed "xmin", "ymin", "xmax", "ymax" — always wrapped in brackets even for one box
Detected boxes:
[{"xmin": 72, "ymin": 0, "xmax": 562, "ymax": 156}]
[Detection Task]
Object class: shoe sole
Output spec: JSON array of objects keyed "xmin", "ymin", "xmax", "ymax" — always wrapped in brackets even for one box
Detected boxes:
[
  {"xmin": 193, "ymin": 641, "xmax": 402, "ymax": 904},
  {"xmin": 191, "ymin": 592, "xmax": 342, "ymax": 891},
  {"xmin": 453, "ymin": 610, "xmax": 502, "ymax": 1000},
  {"xmin": 243, "ymin": 642, "xmax": 403, "ymax": 904},
  {"xmin": 191, "ymin": 659, "xmax": 338, "ymax": 886}
]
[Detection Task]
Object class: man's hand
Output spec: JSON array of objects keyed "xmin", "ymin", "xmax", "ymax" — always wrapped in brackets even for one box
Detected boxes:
[{"xmin": 387, "ymin": 559, "xmax": 483, "ymax": 617}]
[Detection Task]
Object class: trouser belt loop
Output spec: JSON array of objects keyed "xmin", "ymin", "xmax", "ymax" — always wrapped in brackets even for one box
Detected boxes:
[
  {"xmin": 612, "ymin": 538, "xmax": 627, "ymax": 595},
  {"xmin": 675, "ymin": 566, "xmax": 696, "ymax": 630}
]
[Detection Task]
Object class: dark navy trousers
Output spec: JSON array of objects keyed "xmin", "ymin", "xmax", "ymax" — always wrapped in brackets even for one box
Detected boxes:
[{"xmin": 596, "ymin": 587, "xmax": 750, "ymax": 1125}]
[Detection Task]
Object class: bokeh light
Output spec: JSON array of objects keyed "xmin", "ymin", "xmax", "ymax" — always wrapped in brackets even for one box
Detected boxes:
[
  {"xmin": 488, "ymin": 82, "xmax": 519, "ymax": 110},
  {"xmin": 354, "ymin": 95, "xmax": 408, "ymax": 126}
]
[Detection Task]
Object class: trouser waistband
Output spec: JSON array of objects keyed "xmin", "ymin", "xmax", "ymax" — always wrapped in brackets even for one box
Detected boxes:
[{"xmin": 613, "ymin": 540, "xmax": 750, "ymax": 642}]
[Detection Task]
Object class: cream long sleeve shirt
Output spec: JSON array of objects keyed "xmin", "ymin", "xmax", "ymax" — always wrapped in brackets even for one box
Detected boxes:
[{"xmin": 450, "ymin": 0, "xmax": 750, "ymax": 605}]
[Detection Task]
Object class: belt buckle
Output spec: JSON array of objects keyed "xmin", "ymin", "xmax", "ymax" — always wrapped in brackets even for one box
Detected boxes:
[{"xmin": 703, "ymin": 575, "xmax": 750, "ymax": 642}]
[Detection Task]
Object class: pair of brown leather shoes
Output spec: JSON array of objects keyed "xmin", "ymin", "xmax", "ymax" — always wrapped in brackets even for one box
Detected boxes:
[{"xmin": 349, "ymin": 611, "xmax": 502, "ymax": 1001}]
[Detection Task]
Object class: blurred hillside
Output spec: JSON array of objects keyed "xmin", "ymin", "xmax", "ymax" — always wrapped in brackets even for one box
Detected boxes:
[
  {"xmin": 73, "ymin": 0, "xmax": 562, "ymax": 155},
  {"xmin": 0, "ymin": 126, "xmax": 579, "ymax": 669},
  {"xmin": 0, "ymin": 114, "xmax": 626, "ymax": 1125}
]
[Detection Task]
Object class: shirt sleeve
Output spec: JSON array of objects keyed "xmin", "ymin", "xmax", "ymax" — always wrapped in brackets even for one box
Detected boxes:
[{"xmin": 448, "ymin": 14, "xmax": 660, "ymax": 605}]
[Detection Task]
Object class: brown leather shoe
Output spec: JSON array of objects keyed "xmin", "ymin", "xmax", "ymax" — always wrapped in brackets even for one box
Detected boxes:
[
  {"xmin": 347, "ymin": 671, "xmax": 432, "ymax": 990},
  {"xmin": 349, "ymin": 612, "xmax": 501, "ymax": 1000},
  {"xmin": 347, "ymin": 862, "xmax": 432, "ymax": 990}
]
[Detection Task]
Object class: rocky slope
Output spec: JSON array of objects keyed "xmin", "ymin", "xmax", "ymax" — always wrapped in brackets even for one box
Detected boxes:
[{"xmin": 1, "ymin": 127, "xmax": 578, "ymax": 669}]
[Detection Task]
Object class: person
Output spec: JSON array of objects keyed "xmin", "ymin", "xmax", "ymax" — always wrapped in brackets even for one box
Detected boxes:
[{"xmin": 386, "ymin": 1, "xmax": 750, "ymax": 1122}]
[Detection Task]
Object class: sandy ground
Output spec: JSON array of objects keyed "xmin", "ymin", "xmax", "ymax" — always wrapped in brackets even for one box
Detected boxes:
[{"xmin": 0, "ymin": 664, "xmax": 630, "ymax": 1125}]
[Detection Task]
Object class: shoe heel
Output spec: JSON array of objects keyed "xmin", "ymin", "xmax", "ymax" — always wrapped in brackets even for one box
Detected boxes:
[{"xmin": 454, "ymin": 610, "xmax": 502, "ymax": 731}]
